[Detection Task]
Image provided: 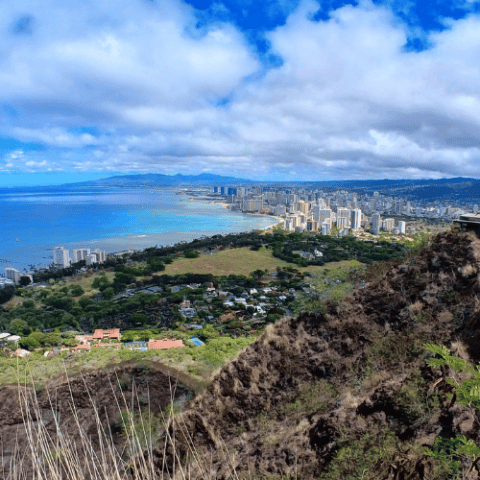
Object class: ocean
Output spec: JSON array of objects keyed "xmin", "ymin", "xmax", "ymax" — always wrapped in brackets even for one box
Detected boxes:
[{"xmin": 0, "ymin": 186, "xmax": 278, "ymax": 275}]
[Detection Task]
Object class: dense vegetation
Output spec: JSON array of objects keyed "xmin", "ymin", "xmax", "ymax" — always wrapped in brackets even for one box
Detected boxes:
[{"xmin": 0, "ymin": 231, "xmax": 409, "ymax": 338}]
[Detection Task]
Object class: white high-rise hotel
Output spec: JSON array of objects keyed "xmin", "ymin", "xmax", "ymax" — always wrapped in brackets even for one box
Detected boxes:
[
  {"xmin": 53, "ymin": 246, "xmax": 106, "ymax": 268},
  {"xmin": 5, "ymin": 268, "xmax": 21, "ymax": 284},
  {"xmin": 351, "ymin": 209, "xmax": 362, "ymax": 231},
  {"xmin": 72, "ymin": 249, "xmax": 91, "ymax": 263},
  {"xmin": 53, "ymin": 247, "xmax": 71, "ymax": 268}
]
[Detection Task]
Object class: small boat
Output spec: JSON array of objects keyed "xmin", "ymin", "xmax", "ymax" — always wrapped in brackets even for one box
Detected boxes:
[{"xmin": 16, "ymin": 238, "xmax": 19, "ymax": 242}]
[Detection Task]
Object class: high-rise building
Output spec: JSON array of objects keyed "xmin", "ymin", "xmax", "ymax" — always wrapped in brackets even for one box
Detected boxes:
[
  {"xmin": 284, "ymin": 218, "xmax": 294, "ymax": 231},
  {"xmin": 312, "ymin": 207, "xmax": 332, "ymax": 224},
  {"xmin": 351, "ymin": 209, "xmax": 362, "ymax": 231},
  {"xmin": 306, "ymin": 220, "xmax": 317, "ymax": 232},
  {"xmin": 398, "ymin": 221, "xmax": 406, "ymax": 235},
  {"xmin": 86, "ymin": 254, "xmax": 97, "ymax": 266},
  {"xmin": 321, "ymin": 222, "xmax": 331, "ymax": 235},
  {"xmin": 337, "ymin": 216, "xmax": 348, "ymax": 230},
  {"xmin": 53, "ymin": 247, "xmax": 70, "ymax": 268},
  {"xmin": 243, "ymin": 197, "xmax": 263, "ymax": 212},
  {"xmin": 72, "ymin": 248, "xmax": 91, "ymax": 263},
  {"xmin": 91, "ymin": 249, "xmax": 106, "ymax": 263},
  {"xmin": 371, "ymin": 213, "xmax": 381, "ymax": 235},
  {"xmin": 5, "ymin": 268, "xmax": 21, "ymax": 284},
  {"xmin": 383, "ymin": 218, "xmax": 395, "ymax": 231},
  {"xmin": 296, "ymin": 200, "xmax": 309, "ymax": 215},
  {"xmin": 274, "ymin": 204, "xmax": 286, "ymax": 216}
]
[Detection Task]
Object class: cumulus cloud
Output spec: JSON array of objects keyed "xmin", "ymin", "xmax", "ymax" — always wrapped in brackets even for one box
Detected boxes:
[{"xmin": 1, "ymin": 0, "xmax": 480, "ymax": 179}]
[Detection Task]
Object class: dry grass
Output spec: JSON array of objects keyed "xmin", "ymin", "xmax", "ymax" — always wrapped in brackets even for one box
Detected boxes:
[
  {"xmin": 2, "ymin": 296, "xmax": 23, "ymax": 309},
  {"xmin": 66, "ymin": 271, "xmax": 116, "ymax": 293},
  {"xmin": 164, "ymin": 247, "xmax": 294, "ymax": 277},
  {"xmin": 7, "ymin": 366, "xmax": 241, "ymax": 480}
]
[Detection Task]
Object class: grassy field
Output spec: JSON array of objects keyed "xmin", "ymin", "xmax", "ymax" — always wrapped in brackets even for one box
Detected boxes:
[
  {"xmin": 63, "ymin": 271, "xmax": 116, "ymax": 292},
  {"xmin": 0, "ymin": 335, "xmax": 255, "ymax": 387},
  {"xmin": 164, "ymin": 247, "xmax": 295, "ymax": 277}
]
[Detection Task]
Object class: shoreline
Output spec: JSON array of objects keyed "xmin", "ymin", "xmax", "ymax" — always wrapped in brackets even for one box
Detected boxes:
[
  {"xmin": 0, "ymin": 193, "xmax": 281, "ymax": 274},
  {"xmin": 187, "ymin": 194, "xmax": 284, "ymax": 231}
]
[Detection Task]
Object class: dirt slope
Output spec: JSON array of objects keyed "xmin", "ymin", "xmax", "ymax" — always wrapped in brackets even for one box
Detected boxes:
[
  {"xmin": 0, "ymin": 361, "xmax": 197, "ymax": 479},
  {"xmin": 151, "ymin": 230, "xmax": 480, "ymax": 479}
]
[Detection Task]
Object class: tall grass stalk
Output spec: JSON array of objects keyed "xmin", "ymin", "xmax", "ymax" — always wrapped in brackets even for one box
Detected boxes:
[{"xmin": 5, "ymin": 362, "xmax": 238, "ymax": 480}]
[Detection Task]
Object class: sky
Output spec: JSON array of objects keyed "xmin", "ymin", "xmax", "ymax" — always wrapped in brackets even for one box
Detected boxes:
[{"xmin": 2, "ymin": 0, "xmax": 480, "ymax": 186}]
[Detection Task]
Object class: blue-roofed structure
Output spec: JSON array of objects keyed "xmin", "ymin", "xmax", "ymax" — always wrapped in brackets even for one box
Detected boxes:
[{"xmin": 188, "ymin": 337, "xmax": 205, "ymax": 347}]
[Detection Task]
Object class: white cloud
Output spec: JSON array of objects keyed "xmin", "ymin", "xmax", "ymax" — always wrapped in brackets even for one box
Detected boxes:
[{"xmin": 2, "ymin": 0, "xmax": 480, "ymax": 178}]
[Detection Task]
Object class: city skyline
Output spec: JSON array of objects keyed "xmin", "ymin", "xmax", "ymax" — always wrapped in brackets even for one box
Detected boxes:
[{"xmin": 1, "ymin": 0, "xmax": 480, "ymax": 185}]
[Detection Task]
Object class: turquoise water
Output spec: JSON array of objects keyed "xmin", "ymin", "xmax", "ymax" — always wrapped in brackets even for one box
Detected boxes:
[{"xmin": 0, "ymin": 186, "xmax": 277, "ymax": 274}]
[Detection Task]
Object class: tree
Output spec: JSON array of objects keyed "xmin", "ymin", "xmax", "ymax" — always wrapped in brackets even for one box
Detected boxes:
[
  {"xmin": 19, "ymin": 335, "xmax": 40, "ymax": 351},
  {"xmin": 8, "ymin": 319, "xmax": 31, "ymax": 336},
  {"xmin": 0, "ymin": 285, "xmax": 15, "ymax": 305},
  {"xmin": 131, "ymin": 313, "xmax": 149, "ymax": 327},
  {"xmin": 70, "ymin": 285, "xmax": 84, "ymax": 297},
  {"xmin": 19, "ymin": 276, "xmax": 31, "ymax": 286},
  {"xmin": 102, "ymin": 287, "xmax": 115, "ymax": 300},
  {"xmin": 184, "ymin": 249, "xmax": 200, "ymax": 259}
]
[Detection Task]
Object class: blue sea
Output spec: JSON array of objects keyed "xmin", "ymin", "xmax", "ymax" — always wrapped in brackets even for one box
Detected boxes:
[{"xmin": 0, "ymin": 186, "xmax": 278, "ymax": 275}]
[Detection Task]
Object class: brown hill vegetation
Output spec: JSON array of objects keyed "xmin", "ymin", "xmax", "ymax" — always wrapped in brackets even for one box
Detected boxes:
[
  {"xmin": 151, "ymin": 230, "xmax": 480, "ymax": 479},
  {"xmin": 0, "ymin": 362, "xmax": 198, "ymax": 479}
]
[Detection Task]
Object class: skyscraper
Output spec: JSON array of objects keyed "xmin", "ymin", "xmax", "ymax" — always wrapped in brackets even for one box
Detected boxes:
[
  {"xmin": 350, "ymin": 209, "xmax": 362, "ymax": 231},
  {"xmin": 371, "ymin": 213, "xmax": 381, "ymax": 235},
  {"xmin": 72, "ymin": 248, "xmax": 91, "ymax": 263},
  {"xmin": 5, "ymin": 268, "xmax": 21, "ymax": 284},
  {"xmin": 53, "ymin": 247, "xmax": 71, "ymax": 268}
]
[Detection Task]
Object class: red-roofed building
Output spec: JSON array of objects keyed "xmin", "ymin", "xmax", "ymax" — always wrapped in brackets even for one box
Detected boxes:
[
  {"xmin": 73, "ymin": 344, "xmax": 91, "ymax": 353},
  {"xmin": 148, "ymin": 339, "xmax": 184, "ymax": 350},
  {"xmin": 85, "ymin": 329, "xmax": 121, "ymax": 341}
]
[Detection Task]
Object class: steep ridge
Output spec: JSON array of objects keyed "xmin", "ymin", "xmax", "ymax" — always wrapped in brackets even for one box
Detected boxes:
[{"xmin": 152, "ymin": 230, "xmax": 480, "ymax": 479}]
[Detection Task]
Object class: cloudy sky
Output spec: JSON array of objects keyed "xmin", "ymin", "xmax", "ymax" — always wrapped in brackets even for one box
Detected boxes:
[{"xmin": 2, "ymin": 0, "xmax": 480, "ymax": 185}]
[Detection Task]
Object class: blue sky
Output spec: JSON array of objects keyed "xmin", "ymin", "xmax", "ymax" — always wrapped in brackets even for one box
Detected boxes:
[{"xmin": 2, "ymin": 0, "xmax": 480, "ymax": 186}]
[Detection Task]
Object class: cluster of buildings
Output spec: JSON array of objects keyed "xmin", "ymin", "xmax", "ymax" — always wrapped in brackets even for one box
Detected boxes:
[
  {"xmin": 211, "ymin": 184, "xmax": 478, "ymax": 236},
  {"xmin": 213, "ymin": 186, "xmax": 412, "ymax": 236},
  {"xmin": 53, "ymin": 246, "xmax": 107, "ymax": 268},
  {"xmin": 213, "ymin": 185, "xmax": 474, "ymax": 223},
  {"xmin": 0, "ymin": 328, "xmax": 187, "ymax": 358}
]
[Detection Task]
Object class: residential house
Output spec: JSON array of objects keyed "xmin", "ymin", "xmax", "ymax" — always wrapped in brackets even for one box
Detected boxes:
[
  {"xmin": 85, "ymin": 329, "xmax": 121, "ymax": 342},
  {"xmin": 148, "ymin": 339, "xmax": 184, "ymax": 350},
  {"xmin": 179, "ymin": 307, "xmax": 196, "ymax": 318}
]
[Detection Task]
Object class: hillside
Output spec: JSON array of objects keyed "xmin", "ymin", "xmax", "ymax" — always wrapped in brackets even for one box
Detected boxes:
[
  {"xmin": 2, "ymin": 229, "xmax": 480, "ymax": 479},
  {"xmin": 150, "ymin": 230, "xmax": 480, "ymax": 479}
]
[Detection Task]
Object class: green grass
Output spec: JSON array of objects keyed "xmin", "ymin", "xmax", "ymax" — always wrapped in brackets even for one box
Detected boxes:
[
  {"xmin": 0, "ymin": 335, "xmax": 255, "ymax": 387},
  {"xmin": 292, "ymin": 260, "xmax": 364, "ymax": 313},
  {"xmin": 164, "ymin": 246, "xmax": 295, "ymax": 277}
]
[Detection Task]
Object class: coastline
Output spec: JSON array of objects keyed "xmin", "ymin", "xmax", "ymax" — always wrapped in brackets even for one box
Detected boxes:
[
  {"xmin": 187, "ymin": 194, "xmax": 284, "ymax": 231},
  {"xmin": 0, "ymin": 192, "xmax": 281, "ymax": 274}
]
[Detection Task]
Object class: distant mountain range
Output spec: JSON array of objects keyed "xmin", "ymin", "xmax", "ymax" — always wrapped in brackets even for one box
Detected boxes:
[
  {"xmin": 62, "ymin": 174, "xmax": 480, "ymax": 203},
  {"xmin": 2, "ymin": 174, "xmax": 480, "ymax": 203},
  {"xmin": 76, "ymin": 173, "xmax": 253, "ymax": 186}
]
